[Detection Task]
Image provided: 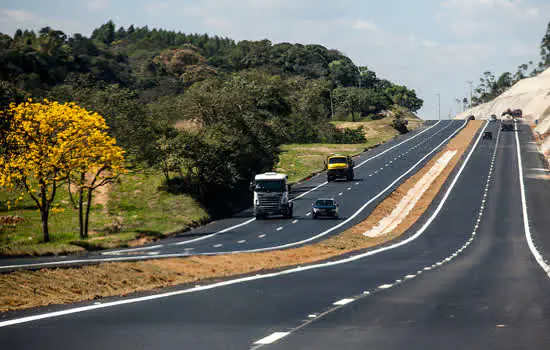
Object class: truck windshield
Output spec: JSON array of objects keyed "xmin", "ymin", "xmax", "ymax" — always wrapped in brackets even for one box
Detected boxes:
[
  {"xmin": 255, "ymin": 180, "xmax": 286, "ymax": 192},
  {"xmin": 328, "ymin": 157, "xmax": 347, "ymax": 164}
]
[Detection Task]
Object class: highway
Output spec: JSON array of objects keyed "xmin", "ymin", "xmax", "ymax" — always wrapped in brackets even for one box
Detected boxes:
[
  {"xmin": 0, "ymin": 119, "xmax": 467, "ymax": 270},
  {"xmin": 2, "ymin": 120, "xmax": 550, "ymax": 349}
]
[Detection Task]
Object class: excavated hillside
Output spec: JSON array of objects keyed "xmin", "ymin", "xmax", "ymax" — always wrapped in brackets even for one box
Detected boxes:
[{"xmin": 457, "ymin": 67, "xmax": 550, "ymax": 159}]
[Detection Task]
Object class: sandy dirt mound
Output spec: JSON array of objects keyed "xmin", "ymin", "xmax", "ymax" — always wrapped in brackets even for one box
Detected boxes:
[{"xmin": 457, "ymin": 68, "xmax": 550, "ymax": 160}]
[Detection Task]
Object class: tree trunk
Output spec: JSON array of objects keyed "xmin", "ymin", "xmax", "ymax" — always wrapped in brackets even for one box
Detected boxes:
[
  {"xmin": 84, "ymin": 187, "xmax": 93, "ymax": 237},
  {"xmin": 39, "ymin": 186, "xmax": 50, "ymax": 242},
  {"xmin": 78, "ymin": 190, "xmax": 84, "ymax": 238}
]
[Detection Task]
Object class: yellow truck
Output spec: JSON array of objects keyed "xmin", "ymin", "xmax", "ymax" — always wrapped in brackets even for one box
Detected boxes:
[{"xmin": 326, "ymin": 155, "xmax": 355, "ymax": 182}]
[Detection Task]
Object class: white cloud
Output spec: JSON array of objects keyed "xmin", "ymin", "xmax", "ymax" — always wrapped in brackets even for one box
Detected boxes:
[
  {"xmin": 422, "ymin": 39, "xmax": 438, "ymax": 48},
  {"xmin": 1, "ymin": 9, "xmax": 38, "ymax": 22},
  {"xmin": 86, "ymin": 0, "xmax": 109, "ymax": 10},
  {"xmin": 0, "ymin": 8, "xmax": 79, "ymax": 34},
  {"xmin": 351, "ymin": 20, "xmax": 377, "ymax": 31},
  {"xmin": 145, "ymin": 2, "xmax": 169, "ymax": 13},
  {"xmin": 438, "ymin": 0, "xmax": 547, "ymax": 37}
]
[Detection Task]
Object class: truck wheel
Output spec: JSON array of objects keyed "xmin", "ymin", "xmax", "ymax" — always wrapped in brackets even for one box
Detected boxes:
[
  {"xmin": 312, "ymin": 214, "xmax": 317, "ymax": 219},
  {"xmin": 255, "ymin": 214, "xmax": 264, "ymax": 220},
  {"xmin": 287, "ymin": 207, "xmax": 293, "ymax": 219}
]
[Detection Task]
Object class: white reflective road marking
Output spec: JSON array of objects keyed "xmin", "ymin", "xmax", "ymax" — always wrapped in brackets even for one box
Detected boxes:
[
  {"xmin": 515, "ymin": 122, "xmax": 550, "ymax": 278},
  {"xmin": 254, "ymin": 332, "xmax": 290, "ymax": 345},
  {"xmin": 333, "ymin": 298, "xmax": 355, "ymax": 306}
]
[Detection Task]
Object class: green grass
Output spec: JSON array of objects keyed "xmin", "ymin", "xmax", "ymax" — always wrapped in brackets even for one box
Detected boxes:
[{"xmin": 0, "ymin": 169, "xmax": 209, "ymax": 256}]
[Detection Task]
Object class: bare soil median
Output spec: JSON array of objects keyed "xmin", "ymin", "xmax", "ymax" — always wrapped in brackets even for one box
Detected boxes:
[{"xmin": 0, "ymin": 121, "xmax": 483, "ymax": 312}]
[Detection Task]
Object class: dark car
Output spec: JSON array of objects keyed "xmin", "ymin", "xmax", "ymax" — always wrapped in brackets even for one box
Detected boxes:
[
  {"xmin": 312, "ymin": 198, "xmax": 339, "ymax": 219},
  {"xmin": 482, "ymin": 131, "xmax": 492, "ymax": 140},
  {"xmin": 467, "ymin": 115, "xmax": 475, "ymax": 121}
]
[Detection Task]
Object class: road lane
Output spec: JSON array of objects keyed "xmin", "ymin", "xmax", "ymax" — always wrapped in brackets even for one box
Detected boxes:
[
  {"xmin": 263, "ymin": 122, "xmax": 550, "ymax": 350},
  {"xmin": 1, "ymin": 120, "xmax": 465, "ymax": 270}
]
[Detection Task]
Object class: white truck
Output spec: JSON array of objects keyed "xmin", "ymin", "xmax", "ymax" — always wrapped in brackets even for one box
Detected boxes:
[{"xmin": 250, "ymin": 172, "xmax": 293, "ymax": 219}]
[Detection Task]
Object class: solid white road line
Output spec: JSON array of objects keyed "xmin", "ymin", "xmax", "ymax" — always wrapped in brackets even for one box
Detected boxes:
[
  {"xmin": 102, "ymin": 245, "xmax": 164, "ymax": 256},
  {"xmin": 0, "ymin": 122, "xmax": 484, "ymax": 328},
  {"xmin": 333, "ymin": 298, "xmax": 355, "ymax": 306},
  {"xmin": 514, "ymin": 122, "xmax": 550, "ymax": 278},
  {"xmin": 254, "ymin": 332, "xmax": 291, "ymax": 345},
  {"xmin": 173, "ymin": 218, "xmax": 256, "ymax": 246}
]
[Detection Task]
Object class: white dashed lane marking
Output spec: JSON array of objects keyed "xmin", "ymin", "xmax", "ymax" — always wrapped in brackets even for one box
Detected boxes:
[
  {"xmin": 213, "ymin": 244, "xmax": 223, "ymax": 248},
  {"xmin": 276, "ymin": 227, "xmax": 283, "ymax": 231},
  {"xmin": 254, "ymin": 332, "xmax": 290, "ymax": 345},
  {"xmin": 292, "ymin": 220, "xmax": 298, "ymax": 224},
  {"xmin": 237, "ymin": 240, "xmax": 246, "ymax": 244},
  {"xmin": 333, "ymin": 298, "xmax": 355, "ymax": 306},
  {"xmin": 258, "ymin": 234, "xmax": 266, "ymax": 238}
]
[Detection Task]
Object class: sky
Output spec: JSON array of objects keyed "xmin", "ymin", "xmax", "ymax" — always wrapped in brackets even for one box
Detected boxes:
[{"xmin": 1, "ymin": 0, "xmax": 549, "ymax": 119}]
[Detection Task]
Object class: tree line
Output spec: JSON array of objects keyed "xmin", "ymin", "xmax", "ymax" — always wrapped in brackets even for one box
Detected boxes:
[{"xmin": 1, "ymin": 21, "xmax": 423, "ymax": 217}]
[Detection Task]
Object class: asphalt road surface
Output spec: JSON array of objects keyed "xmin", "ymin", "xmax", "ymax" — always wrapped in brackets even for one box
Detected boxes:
[
  {"xmin": 1, "ymin": 119, "xmax": 467, "ymax": 270},
  {"xmin": 2, "ymin": 120, "xmax": 549, "ymax": 350}
]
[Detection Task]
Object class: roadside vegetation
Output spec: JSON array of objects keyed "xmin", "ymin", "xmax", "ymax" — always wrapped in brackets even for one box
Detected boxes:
[{"xmin": 0, "ymin": 22, "xmax": 424, "ymax": 256}]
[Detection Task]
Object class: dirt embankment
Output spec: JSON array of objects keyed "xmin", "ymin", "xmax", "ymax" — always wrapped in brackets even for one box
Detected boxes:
[
  {"xmin": 0, "ymin": 121, "xmax": 482, "ymax": 312},
  {"xmin": 457, "ymin": 67, "xmax": 550, "ymax": 161}
]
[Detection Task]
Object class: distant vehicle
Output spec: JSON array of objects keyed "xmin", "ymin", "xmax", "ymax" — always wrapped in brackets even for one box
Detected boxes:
[
  {"xmin": 325, "ymin": 155, "xmax": 355, "ymax": 182},
  {"xmin": 312, "ymin": 198, "xmax": 339, "ymax": 219},
  {"xmin": 489, "ymin": 115, "xmax": 497, "ymax": 122},
  {"xmin": 250, "ymin": 172, "xmax": 293, "ymax": 219},
  {"xmin": 467, "ymin": 115, "xmax": 476, "ymax": 121},
  {"xmin": 501, "ymin": 115, "xmax": 515, "ymax": 131},
  {"xmin": 482, "ymin": 131, "xmax": 493, "ymax": 140},
  {"xmin": 502, "ymin": 108, "xmax": 522, "ymax": 118}
]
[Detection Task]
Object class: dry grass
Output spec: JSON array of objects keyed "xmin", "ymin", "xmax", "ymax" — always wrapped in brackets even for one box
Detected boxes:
[{"xmin": 0, "ymin": 121, "xmax": 482, "ymax": 312}]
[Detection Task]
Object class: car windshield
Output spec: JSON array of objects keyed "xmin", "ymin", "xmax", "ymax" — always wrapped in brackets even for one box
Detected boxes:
[
  {"xmin": 315, "ymin": 199, "xmax": 335, "ymax": 206},
  {"xmin": 255, "ymin": 180, "xmax": 286, "ymax": 192},
  {"xmin": 328, "ymin": 157, "xmax": 347, "ymax": 164}
]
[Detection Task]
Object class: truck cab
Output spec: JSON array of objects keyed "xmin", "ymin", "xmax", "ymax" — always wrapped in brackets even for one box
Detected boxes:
[
  {"xmin": 250, "ymin": 172, "xmax": 293, "ymax": 219},
  {"xmin": 326, "ymin": 155, "xmax": 355, "ymax": 182}
]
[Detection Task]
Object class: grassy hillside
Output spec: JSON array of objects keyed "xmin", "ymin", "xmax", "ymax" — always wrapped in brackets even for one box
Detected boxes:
[{"xmin": 0, "ymin": 170, "xmax": 209, "ymax": 256}]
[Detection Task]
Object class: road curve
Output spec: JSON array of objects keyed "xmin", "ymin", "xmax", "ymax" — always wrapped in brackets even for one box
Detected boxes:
[
  {"xmin": 5, "ymin": 120, "xmax": 536, "ymax": 350},
  {"xmin": 0, "ymin": 120, "xmax": 467, "ymax": 271}
]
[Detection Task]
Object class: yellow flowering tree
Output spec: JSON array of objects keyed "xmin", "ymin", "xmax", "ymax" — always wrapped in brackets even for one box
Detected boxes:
[{"xmin": 0, "ymin": 99, "xmax": 124, "ymax": 242}]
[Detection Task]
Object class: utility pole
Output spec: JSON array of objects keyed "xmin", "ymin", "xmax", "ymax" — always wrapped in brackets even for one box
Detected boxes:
[
  {"xmin": 438, "ymin": 93, "xmax": 441, "ymax": 120},
  {"xmin": 467, "ymin": 81, "xmax": 473, "ymax": 108}
]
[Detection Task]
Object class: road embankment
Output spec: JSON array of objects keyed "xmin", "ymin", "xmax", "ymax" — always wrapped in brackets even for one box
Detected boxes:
[{"xmin": 0, "ymin": 121, "xmax": 483, "ymax": 312}]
